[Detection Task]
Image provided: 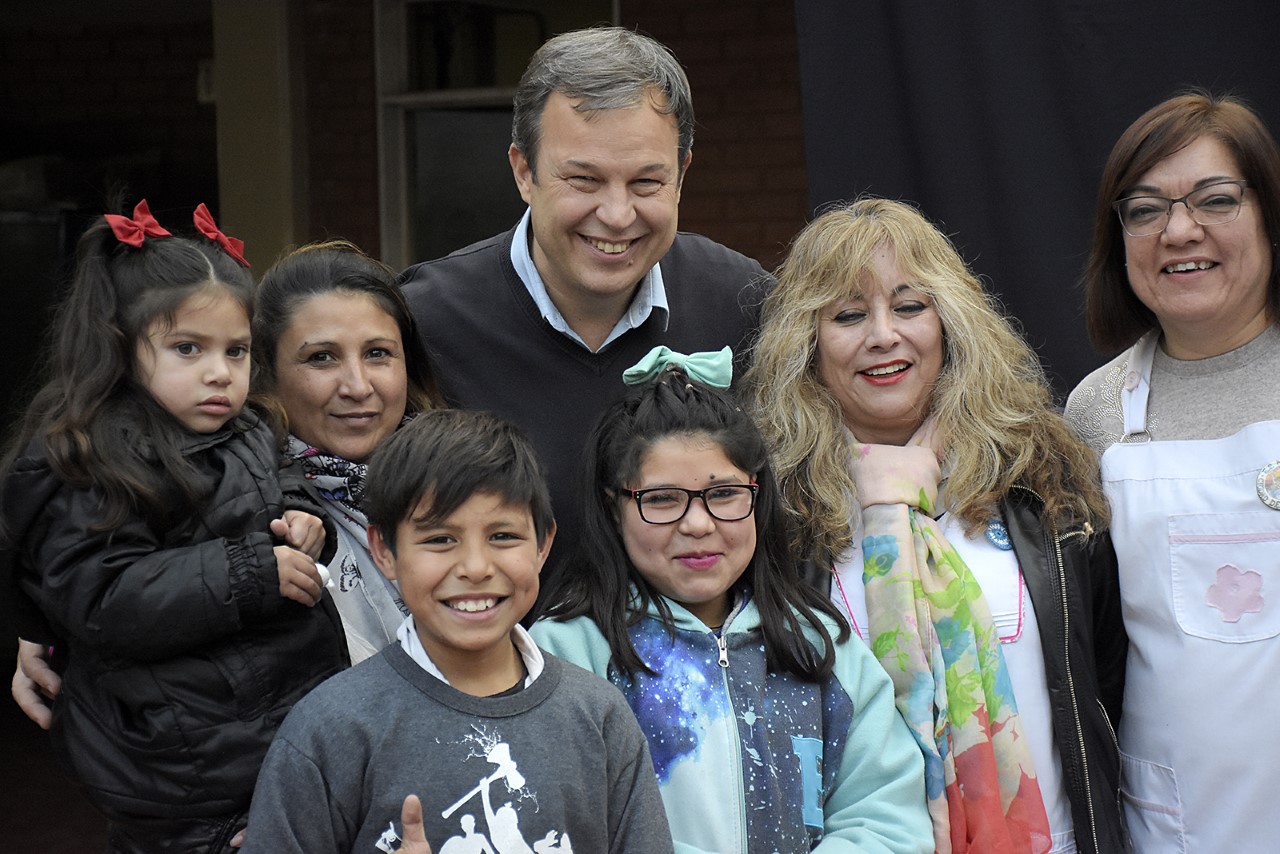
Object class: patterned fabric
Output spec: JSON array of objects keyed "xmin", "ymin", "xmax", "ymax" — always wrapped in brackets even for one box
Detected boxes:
[
  {"xmin": 1060, "ymin": 356, "xmax": 1131, "ymax": 456},
  {"xmin": 852, "ymin": 422, "xmax": 1051, "ymax": 854},
  {"xmin": 530, "ymin": 593, "xmax": 935, "ymax": 852},
  {"xmin": 285, "ymin": 433, "xmax": 408, "ymax": 662},
  {"xmin": 284, "ymin": 434, "xmax": 372, "ymax": 543}
]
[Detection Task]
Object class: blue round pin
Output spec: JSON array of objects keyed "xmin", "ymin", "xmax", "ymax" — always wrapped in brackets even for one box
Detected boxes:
[{"xmin": 985, "ymin": 519, "xmax": 1013, "ymax": 550}]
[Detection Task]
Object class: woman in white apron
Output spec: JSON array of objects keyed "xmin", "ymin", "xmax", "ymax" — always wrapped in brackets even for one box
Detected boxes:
[
  {"xmin": 748, "ymin": 198, "xmax": 1127, "ymax": 854},
  {"xmin": 1066, "ymin": 91, "xmax": 1280, "ymax": 852}
]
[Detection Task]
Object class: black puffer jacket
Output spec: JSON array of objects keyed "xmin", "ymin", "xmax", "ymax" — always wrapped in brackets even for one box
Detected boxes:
[
  {"xmin": 1002, "ymin": 486, "xmax": 1129, "ymax": 854},
  {"xmin": 0, "ymin": 411, "xmax": 347, "ymax": 822}
]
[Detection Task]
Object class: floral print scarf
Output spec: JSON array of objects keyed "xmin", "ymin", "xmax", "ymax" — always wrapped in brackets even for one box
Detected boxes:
[
  {"xmin": 852, "ymin": 422, "xmax": 1050, "ymax": 854},
  {"xmin": 285, "ymin": 432, "xmax": 408, "ymax": 662}
]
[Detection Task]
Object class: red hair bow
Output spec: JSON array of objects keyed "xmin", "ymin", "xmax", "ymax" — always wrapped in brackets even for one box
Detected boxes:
[
  {"xmin": 104, "ymin": 200, "xmax": 171, "ymax": 247},
  {"xmin": 193, "ymin": 203, "xmax": 249, "ymax": 268}
]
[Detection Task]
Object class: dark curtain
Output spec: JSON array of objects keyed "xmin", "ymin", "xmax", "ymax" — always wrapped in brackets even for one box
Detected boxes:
[{"xmin": 795, "ymin": 0, "xmax": 1280, "ymax": 399}]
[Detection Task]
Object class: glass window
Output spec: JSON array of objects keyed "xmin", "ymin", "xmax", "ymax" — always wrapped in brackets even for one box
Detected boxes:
[
  {"xmin": 407, "ymin": 107, "xmax": 527, "ymax": 263},
  {"xmin": 377, "ymin": 1, "xmax": 615, "ymax": 268}
]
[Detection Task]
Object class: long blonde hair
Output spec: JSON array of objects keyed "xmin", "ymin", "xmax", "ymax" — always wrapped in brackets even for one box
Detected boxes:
[{"xmin": 746, "ymin": 198, "xmax": 1108, "ymax": 561}]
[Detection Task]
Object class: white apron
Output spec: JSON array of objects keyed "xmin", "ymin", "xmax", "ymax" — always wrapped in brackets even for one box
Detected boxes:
[{"xmin": 1101, "ymin": 332, "xmax": 1280, "ymax": 852}]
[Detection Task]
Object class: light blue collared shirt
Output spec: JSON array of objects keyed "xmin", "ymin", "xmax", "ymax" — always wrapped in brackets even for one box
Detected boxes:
[
  {"xmin": 396, "ymin": 615, "xmax": 544, "ymax": 689},
  {"xmin": 510, "ymin": 209, "xmax": 669, "ymax": 352}
]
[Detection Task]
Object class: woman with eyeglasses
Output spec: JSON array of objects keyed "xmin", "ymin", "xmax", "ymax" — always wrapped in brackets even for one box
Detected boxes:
[
  {"xmin": 1064, "ymin": 91, "xmax": 1280, "ymax": 851},
  {"xmin": 747, "ymin": 197, "xmax": 1126, "ymax": 854}
]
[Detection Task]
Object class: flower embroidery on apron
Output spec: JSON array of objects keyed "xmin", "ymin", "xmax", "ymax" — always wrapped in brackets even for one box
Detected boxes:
[{"xmin": 1205, "ymin": 564, "xmax": 1264, "ymax": 622}]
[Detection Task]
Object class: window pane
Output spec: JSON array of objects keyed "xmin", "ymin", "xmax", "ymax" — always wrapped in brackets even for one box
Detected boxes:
[
  {"xmin": 407, "ymin": 107, "xmax": 527, "ymax": 263},
  {"xmin": 406, "ymin": 2, "xmax": 547, "ymax": 91}
]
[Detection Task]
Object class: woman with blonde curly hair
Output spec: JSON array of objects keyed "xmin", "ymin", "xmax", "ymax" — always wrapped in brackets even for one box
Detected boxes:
[{"xmin": 746, "ymin": 198, "xmax": 1126, "ymax": 854}]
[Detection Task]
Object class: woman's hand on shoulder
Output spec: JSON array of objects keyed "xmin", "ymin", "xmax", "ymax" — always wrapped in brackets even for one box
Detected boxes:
[{"xmin": 272, "ymin": 511, "xmax": 327, "ymax": 560}]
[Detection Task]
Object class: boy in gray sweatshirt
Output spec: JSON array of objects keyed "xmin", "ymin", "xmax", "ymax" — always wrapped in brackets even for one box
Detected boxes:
[{"xmin": 244, "ymin": 410, "xmax": 672, "ymax": 854}]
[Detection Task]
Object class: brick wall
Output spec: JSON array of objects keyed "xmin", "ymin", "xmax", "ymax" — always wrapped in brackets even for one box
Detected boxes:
[
  {"xmin": 621, "ymin": 0, "xmax": 809, "ymax": 271},
  {"xmin": 0, "ymin": 3, "xmax": 807, "ymax": 270},
  {"xmin": 299, "ymin": 0, "xmax": 381, "ymax": 255}
]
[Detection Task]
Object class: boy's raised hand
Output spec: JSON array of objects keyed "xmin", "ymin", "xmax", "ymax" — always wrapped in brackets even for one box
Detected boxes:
[
  {"xmin": 394, "ymin": 795, "xmax": 432, "ymax": 854},
  {"xmin": 274, "ymin": 546, "xmax": 324, "ymax": 607},
  {"xmin": 271, "ymin": 510, "xmax": 326, "ymax": 559}
]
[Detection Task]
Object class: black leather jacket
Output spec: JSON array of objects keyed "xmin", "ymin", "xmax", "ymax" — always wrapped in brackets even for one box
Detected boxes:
[
  {"xmin": 1002, "ymin": 486, "xmax": 1129, "ymax": 854},
  {"xmin": 803, "ymin": 487, "xmax": 1129, "ymax": 853}
]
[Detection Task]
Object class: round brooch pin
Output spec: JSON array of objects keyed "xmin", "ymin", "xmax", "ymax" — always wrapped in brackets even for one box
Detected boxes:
[
  {"xmin": 1257, "ymin": 461, "xmax": 1280, "ymax": 510},
  {"xmin": 985, "ymin": 519, "xmax": 1013, "ymax": 550}
]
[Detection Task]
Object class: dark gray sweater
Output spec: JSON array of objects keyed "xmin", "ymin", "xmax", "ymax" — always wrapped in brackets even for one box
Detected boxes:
[
  {"xmin": 244, "ymin": 643, "xmax": 673, "ymax": 854},
  {"xmin": 400, "ymin": 227, "xmax": 770, "ymax": 594}
]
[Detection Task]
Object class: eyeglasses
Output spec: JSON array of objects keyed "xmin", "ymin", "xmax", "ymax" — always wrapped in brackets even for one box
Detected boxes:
[
  {"xmin": 1113, "ymin": 179, "xmax": 1249, "ymax": 237},
  {"xmin": 622, "ymin": 483, "xmax": 759, "ymax": 525}
]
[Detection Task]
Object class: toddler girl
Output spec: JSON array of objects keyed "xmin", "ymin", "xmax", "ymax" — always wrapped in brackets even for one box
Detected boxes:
[{"xmin": 0, "ymin": 201, "xmax": 347, "ymax": 853}]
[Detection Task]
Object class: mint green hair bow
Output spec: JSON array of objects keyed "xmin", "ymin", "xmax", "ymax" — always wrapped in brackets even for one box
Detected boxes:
[{"xmin": 622, "ymin": 345, "xmax": 733, "ymax": 389}]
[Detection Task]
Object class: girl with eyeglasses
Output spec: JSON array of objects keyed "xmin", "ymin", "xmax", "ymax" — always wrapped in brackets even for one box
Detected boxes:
[
  {"xmin": 1066, "ymin": 90, "xmax": 1280, "ymax": 851},
  {"xmin": 531, "ymin": 347, "xmax": 932, "ymax": 854}
]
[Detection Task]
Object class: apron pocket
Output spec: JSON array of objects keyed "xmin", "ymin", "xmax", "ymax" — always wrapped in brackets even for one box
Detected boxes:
[
  {"xmin": 1168, "ymin": 512, "xmax": 1280, "ymax": 642},
  {"xmin": 1120, "ymin": 752, "xmax": 1186, "ymax": 853}
]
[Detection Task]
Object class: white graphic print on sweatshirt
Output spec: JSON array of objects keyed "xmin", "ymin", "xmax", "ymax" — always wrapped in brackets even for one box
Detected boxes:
[{"xmin": 376, "ymin": 725, "xmax": 573, "ymax": 854}]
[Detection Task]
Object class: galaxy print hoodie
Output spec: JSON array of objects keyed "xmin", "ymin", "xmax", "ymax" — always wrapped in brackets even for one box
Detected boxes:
[{"xmin": 531, "ymin": 592, "xmax": 932, "ymax": 853}]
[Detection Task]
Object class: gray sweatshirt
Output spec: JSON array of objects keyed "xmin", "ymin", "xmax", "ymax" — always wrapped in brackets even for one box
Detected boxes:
[{"xmin": 243, "ymin": 644, "xmax": 673, "ymax": 854}]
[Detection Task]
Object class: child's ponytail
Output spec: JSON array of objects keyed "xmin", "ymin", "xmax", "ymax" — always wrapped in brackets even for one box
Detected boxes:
[
  {"xmin": 42, "ymin": 217, "xmax": 140, "ymax": 480},
  {"xmin": 2, "ymin": 200, "xmax": 254, "ymax": 529}
]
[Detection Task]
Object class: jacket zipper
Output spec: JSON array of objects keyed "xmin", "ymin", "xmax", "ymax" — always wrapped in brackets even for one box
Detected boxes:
[
  {"xmin": 1096, "ymin": 696, "xmax": 1120, "ymax": 758},
  {"xmin": 711, "ymin": 630, "xmax": 746, "ymax": 851},
  {"xmin": 1053, "ymin": 528, "xmax": 1100, "ymax": 854},
  {"xmin": 1014, "ymin": 485, "xmax": 1103, "ymax": 853},
  {"xmin": 1096, "ymin": 695, "xmax": 1124, "ymax": 833}
]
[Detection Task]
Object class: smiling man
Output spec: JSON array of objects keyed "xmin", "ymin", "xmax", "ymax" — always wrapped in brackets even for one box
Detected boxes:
[{"xmin": 400, "ymin": 27, "xmax": 770, "ymax": 598}]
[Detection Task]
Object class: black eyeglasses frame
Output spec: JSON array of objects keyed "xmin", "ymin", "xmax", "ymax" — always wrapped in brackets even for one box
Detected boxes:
[{"xmin": 621, "ymin": 483, "xmax": 759, "ymax": 525}]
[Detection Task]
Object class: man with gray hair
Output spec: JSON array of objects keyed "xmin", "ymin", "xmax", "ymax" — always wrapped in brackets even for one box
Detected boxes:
[{"xmin": 400, "ymin": 27, "xmax": 769, "ymax": 596}]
